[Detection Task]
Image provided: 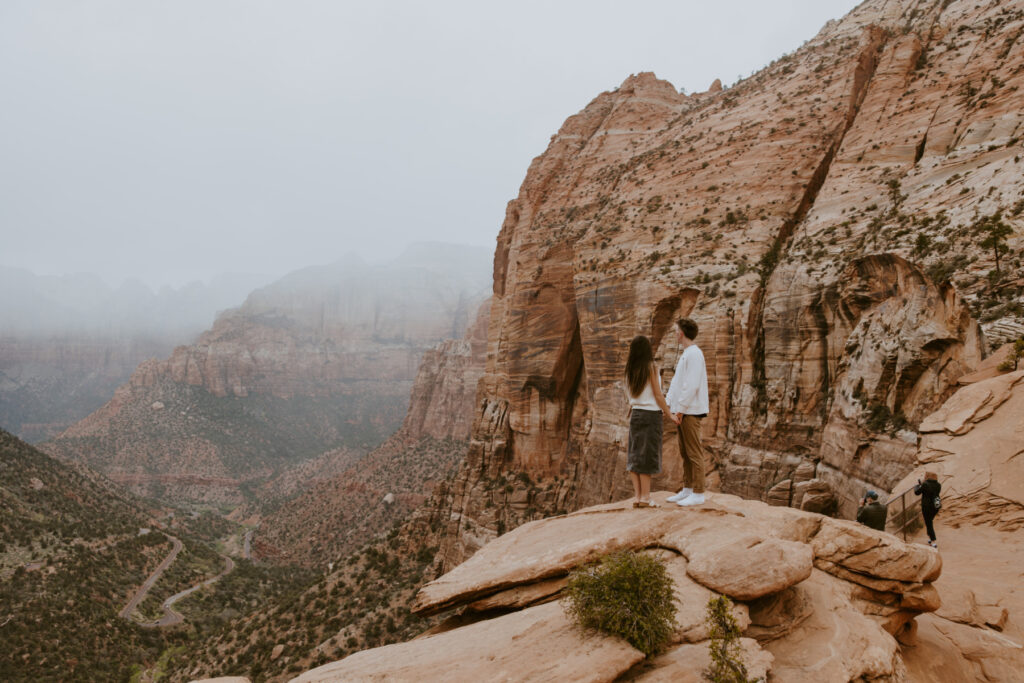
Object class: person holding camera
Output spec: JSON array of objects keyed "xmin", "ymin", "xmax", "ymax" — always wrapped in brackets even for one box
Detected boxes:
[
  {"xmin": 856, "ymin": 490, "xmax": 887, "ymax": 531},
  {"xmin": 914, "ymin": 471, "xmax": 942, "ymax": 548}
]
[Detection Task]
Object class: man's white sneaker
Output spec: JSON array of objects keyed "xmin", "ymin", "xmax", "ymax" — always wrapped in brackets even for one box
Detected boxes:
[
  {"xmin": 678, "ymin": 493, "xmax": 705, "ymax": 506},
  {"xmin": 667, "ymin": 488, "xmax": 693, "ymax": 503}
]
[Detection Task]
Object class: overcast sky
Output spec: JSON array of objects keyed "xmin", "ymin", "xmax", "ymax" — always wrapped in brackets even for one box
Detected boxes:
[{"xmin": 0, "ymin": 0, "xmax": 862, "ymax": 289}]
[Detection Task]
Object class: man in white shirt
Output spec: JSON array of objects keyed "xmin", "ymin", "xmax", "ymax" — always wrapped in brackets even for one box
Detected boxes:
[{"xmin": 664, "ymin": 317, "xmax": 709, "ymax": 506}]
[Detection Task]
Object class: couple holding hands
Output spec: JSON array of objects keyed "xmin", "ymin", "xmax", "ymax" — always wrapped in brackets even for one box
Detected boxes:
[{"xmin": 625, "ymin": 317, "xmax": 709, "ymax": 508}]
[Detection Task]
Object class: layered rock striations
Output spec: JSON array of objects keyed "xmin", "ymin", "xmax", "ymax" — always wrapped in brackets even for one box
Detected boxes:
[
  {"xmin": 434, "ymin": 0, "xmax": 1024, "ymax": 566},
  {"xmin": 43, "ymin": 245, "xmax": 491, "ymax": 505},
  {"xmin": 888, "ymin": 364, "xmax": 1024, "ymax": 680}
]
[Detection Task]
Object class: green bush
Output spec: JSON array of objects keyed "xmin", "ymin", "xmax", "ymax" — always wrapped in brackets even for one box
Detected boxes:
[
  {"xmin": 997, "ymin": 338, "xmax": 1024, "ymax": 372},
  {"xmin": 706, "ymin": 596, "xmax": 756, "ymax": 683},
  {"xmin": 562, "ymin": 551, "xmax": 677, "ymax": 656}
]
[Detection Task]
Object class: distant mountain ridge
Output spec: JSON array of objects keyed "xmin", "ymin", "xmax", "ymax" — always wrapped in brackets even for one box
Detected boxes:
[{"xmin": 0, "ymin": 266, "xmax": 273, "ymax": 337}]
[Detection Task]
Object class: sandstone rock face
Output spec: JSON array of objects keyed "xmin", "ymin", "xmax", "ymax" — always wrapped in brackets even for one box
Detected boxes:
[
  {"xmin": 625, "ymin": 638, "xmax": 770, "ymax": 682},
  {"xmin": 0, "ymin": 267, "xmax": 269, "ymax": 442},
  {"xmin": 435, "ymin": 0, "xmax": 1024, "ymax": 567},
  {"xmin": 889, "ymin": 362, "xmax": 1024, "ymax": 679},
  {"xmin": 291, "ymin": 601, "xmax": 645, "ymax": 683},
  {"xmin": 42, "ymin": 245, "xmax": 491, "ymax": 505},
  {"xmin": 291, "ymin": 492, "xmax": 940, "ymax": 682},
  {"xmin": 893, "ymin": 369, "xmax": 1024, "ymax": 530},
  {"xmin": 401, "ymin": 300, "xmax": 490, "ymax": 441}
]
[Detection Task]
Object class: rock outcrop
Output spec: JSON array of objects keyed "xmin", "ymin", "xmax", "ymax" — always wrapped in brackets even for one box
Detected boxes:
[
  {"xmin": 42, "ymin": 245, "xmax": 491, "ymax": 505},
  {"xmin": 435, "ymin": 0, "xmax": 1024, "ymax": 568},
  {"xmin": 295, "ymin": 492, "xmax": 940, "ymax": 682}
]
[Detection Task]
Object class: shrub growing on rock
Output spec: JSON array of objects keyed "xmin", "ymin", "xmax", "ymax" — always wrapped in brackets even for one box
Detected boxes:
[
  {"xmin": 562, "ymin": 550, "xmax": 677, "ymax": 656},
  {"xmin": 705, "ymin": 595, "xmax": 757, "ymax": 683}
]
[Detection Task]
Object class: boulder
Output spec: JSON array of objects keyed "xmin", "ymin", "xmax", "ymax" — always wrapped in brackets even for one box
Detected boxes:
[
  {"xmin": 647, "ymin": 550, "xmax": 750, "ymax": 643},
  {"xmin": 766, "ymin": 479, "xmax": 792, "ymax": 507},
  {"xmin": 413, "ymin": 508, "xmax": 678, "ymax": 614},
  {"xmin": 794, "ymin": 479, "xmax": 836, "ymax": 515},
  {"xmin": 812, "ymin": 516, "xmax": 942, "ymax": 585},
  {"xmin": 290, "ymin": 601, "xmax": 644, "ymax": 683},
  {"xmin": 684, "ymin": 534, "xmax": 813, "ymax": 601}
]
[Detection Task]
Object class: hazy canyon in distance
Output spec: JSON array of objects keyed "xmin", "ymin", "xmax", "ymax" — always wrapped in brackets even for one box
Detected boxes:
[
  {"xmin": 36, "ymin": 242, "xmax": 492, "ymax": 506},
  {"xmin": 0, "ymin": 266, "xmax": 274, "ymax": 442}
]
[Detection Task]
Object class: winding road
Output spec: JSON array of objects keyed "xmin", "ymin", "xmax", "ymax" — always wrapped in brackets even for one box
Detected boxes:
[
  {"xmin": 119, "ymin": 534, "xmax": 183, "ymax": 620},
  {"xmin": 140, "ymin": 554, "xmax": 235, "ymax": 627},
  {"xmin": 119, "ymin": 533, "xmax": 237, "ymax": 628}
]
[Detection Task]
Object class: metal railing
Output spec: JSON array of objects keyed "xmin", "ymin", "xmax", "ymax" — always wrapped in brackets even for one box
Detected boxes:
[
  {"xmin": 886, "ymin": 485, "xmax": 923, "ymax": 541},
  {"xmin": 760, "ymin": 462, "xmax": 924, "ymax": 541}
]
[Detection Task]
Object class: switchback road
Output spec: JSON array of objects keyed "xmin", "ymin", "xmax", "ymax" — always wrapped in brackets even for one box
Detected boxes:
[{"xmin": 119, "ymin": 534, "xmax": 182, "ymax": 620}]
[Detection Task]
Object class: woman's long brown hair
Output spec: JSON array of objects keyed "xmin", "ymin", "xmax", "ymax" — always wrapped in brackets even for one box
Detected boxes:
[{"xmin": 626, "ymin": 335, "xmax": 654, "ymax": 397}]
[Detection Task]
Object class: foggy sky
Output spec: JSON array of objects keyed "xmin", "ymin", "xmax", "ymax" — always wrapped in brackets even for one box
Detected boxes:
[{"xmin": 0, "ymin": 0, "xmax": 862, "ymax": 290}]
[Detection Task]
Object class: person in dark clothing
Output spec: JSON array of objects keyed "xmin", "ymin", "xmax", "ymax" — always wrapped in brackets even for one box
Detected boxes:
[
  {"xmin": 914, "ymin": 471, "xmax": 942, "ymax": 548},
  {"xmin": 856, "ymin": 490, "xmax": 887, "ymax": 531}
]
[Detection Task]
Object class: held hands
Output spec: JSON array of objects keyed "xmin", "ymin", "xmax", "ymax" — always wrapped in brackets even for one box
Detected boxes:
[{"xmin": 669, "ymin": 412, "xmax": 682, "ymax": 425}]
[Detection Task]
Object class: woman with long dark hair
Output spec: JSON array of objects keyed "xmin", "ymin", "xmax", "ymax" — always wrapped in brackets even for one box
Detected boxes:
[{"xmin": 625, "ymin": 335, "xmax": 679, "ymax": 507}]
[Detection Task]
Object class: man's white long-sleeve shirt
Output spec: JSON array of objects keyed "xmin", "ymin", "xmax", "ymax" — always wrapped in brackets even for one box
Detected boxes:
[{"xmin": 666, "ymin": 344, "xmax": 709, "ymax": 415}]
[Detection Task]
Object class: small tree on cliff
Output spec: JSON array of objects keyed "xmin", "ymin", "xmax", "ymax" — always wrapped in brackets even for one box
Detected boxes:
[
  {"xmin": 997, "ymin": 337, "xmax": 1024, "ymax": 372},
  {"xmin": 976, "ymin": 211, "xmax": 1013, "ymax": 276}
]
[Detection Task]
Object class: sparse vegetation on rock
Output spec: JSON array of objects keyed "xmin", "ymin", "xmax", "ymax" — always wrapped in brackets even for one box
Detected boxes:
[
  {"xmin": 997, "ymin": 337, "xmax": 1024, "ymax": 371},
  {"xmin": 563, "ymin": 550, "xmax": 677, "ymax": 656},
  {"xmin": 705, "ymin": 595, "xmax": 757, "ymax": 683}
]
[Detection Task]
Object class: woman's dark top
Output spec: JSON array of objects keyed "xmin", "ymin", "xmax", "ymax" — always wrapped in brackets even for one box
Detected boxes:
[{"xmin": 916, "ymin": 479, "xmax": 941, "ymax": 515}]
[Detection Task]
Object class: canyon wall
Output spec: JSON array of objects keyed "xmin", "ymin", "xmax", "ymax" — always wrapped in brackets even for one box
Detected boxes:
[
  {"xmin": 42, "ymin": 245, "xmax": 491, "ymax": 505},
  {"xmin": 252, "ymin": 300, "xmax": 490, "ymax": 567},
  {"xmin": 434, "ymin": 0, "xmax": 1024, "ymax": 567},
  {"xmin": 0, "ymin": 336, "xmax": 174, "ymax": 442}
]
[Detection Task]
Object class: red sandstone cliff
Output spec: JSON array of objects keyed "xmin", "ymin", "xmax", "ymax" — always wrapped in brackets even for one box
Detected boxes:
[{"xmin": 433, "ymin": 0, "xmax": 1024, "ymax": 566}]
